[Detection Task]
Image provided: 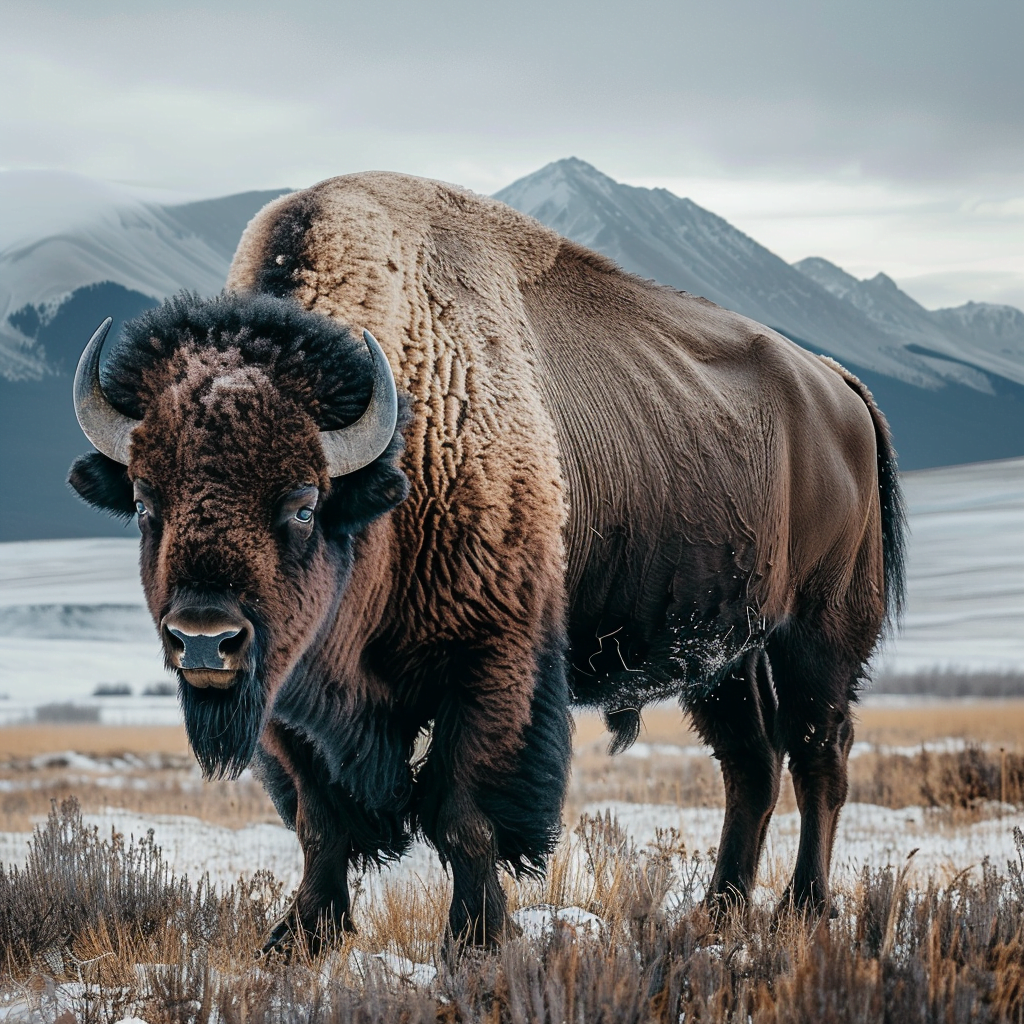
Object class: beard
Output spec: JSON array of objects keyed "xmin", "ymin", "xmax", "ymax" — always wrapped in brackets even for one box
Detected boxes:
[{"xmin": 178, "ymin": 645, "xmax": 268, "ymax": 780}]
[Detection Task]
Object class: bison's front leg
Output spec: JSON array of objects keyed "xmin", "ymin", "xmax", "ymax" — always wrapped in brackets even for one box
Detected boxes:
[
  {"xmin": 418, "ymin": 636, "xmax": 572, "ymax": 949},
  {"xmin": 254, "ymin": 723, "xmax": 356, "ymax": 955},
  {"xmin": 435, "ymin": 800, "xmax": 512, "ymax": 948},
  {"xmin": 262, "ymin": 826, "xmax": 354, "ymax": 956}
]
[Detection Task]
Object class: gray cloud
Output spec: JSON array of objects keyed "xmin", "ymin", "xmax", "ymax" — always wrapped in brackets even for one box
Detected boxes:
[
  {"xmin": 4, "ymin": 0, "xmax": 1022, "ymax": 187},
  {"xmin": 2, "ymin": 0, "xmax": 1022, "ymax": 308}
]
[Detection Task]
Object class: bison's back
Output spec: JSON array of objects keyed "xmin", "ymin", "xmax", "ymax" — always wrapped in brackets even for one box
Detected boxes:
[{"xmin": 228, "ymin": 172, "xmax": 882, "ymax": 687}]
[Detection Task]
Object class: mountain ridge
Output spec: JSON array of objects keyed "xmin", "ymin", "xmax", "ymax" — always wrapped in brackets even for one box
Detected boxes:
[
  {"xmin": 495, "ymin": 158, "xmax": 1024, "ymax": 391},
  {"xmin": 2, "ymin": 161, "xmax": 1023, "ymax": 540},
  {"xmin": 495, "ymin": 158, "xmax": 1024, "ymax": 474},
  {"xmin": 0, "ymin": 172, "xmax": 287, "ymax": 380},
  {"xmin": 792, "ymin": 255, "xmax": 1024, "ymax": 387}
]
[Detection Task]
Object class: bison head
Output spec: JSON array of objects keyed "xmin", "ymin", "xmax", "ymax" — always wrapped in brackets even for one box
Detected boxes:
[{"xmin": 68, "ymin": 293, "xmax": 409, "ymax": 778}]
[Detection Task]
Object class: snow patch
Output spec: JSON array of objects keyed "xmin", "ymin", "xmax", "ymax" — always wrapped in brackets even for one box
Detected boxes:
[
  {"xmin": 350, "ymin": 950, "xmax": 437, "ymax": 987},
  {"xmin": 586, "ymin": 800, "xmax": 1024, "ymax": 886},
  {"xmin": 512, "ymin": 904, "xmax": 605, "ymax": 941}
]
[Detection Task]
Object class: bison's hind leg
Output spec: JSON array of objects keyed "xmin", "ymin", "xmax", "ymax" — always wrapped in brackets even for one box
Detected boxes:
[
  {"xmin": 767, "ymin": 616, "xmax": 865, "ymax": 918},
  {"xmin": 689, "ymin": 649, "xmax": 783, "ymax": 912}
]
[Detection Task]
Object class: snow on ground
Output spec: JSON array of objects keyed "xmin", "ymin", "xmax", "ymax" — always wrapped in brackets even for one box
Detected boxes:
[
  {"xmin": 2, "ymin": 798, "xmax": 1021, "ymax": 905},
  {"xmin": 588, "ymin": 800, "xmax": 1024, "ymax": 891},
  {"xmin": 512, "ymin": 904, "xmax": 605, "ymax": 941},
  {"xmin": 0, "ymin": 809, "xmax": 443, "ymax": 903}
]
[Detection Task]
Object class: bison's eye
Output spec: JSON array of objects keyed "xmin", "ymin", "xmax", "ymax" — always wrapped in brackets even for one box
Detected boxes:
[
  {"xmin": 132, "ymin": 481, "xmax": 158, "ymax": 524},
  {"xmin": 275, "ymin": 485, "xmax": 320, "ymax": 531}
]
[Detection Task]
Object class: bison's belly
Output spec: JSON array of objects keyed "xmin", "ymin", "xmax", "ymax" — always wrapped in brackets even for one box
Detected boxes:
[{"xmin": 564, "ymin": 533, "xmax": 765, "ymax": 708}]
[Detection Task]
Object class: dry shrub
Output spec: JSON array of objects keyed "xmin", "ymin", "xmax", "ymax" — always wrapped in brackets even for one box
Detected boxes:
[
  {"xmin": 0, "ymin": 798, "xmax": 280, "ymax": 974},
  {"xmin": 3, "ymin": 802, "xmax": 1024, "ymax": 1022},
  {"xmin": 570, "ymin": 742, "xmax": 1023, "ymax": 823},
  {"xmin": 569, "ymin": 743, "xmax": 726, "ymax": 810},
  {"xmin": 850, "ymin": 746, "xmax": 1024, "ymax": 815}
]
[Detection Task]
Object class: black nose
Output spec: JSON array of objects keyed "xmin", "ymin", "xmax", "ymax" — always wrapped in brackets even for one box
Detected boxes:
[
  {"xmin": 161, "ymin": 609, "xmax": 252, "ymax": 672},
  {"xmin": 166, "ymin": 626, "xmax": 241, "ymax": 669}
]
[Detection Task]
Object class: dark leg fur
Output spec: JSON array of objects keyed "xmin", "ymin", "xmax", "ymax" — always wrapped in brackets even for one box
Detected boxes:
[
  {"xmin": 255, "ymin": 728, "xmax": 354, "ymax": 954},
  {"xmin": 255, "ymin": 723, "xmax": 409, "ymax": 955},
  {"xmin": 417, "ymin": 634, "xmax": 572, "ymax": 948},
  {"xmin": 768, "ymin": 624, "xmax": 859, "ymax": 916},
  {"xmin": 263, "ymin": 827, "xmax": 353, "ymax": 957},
  {"xmin": 689, "ymin": 650, "xmax": 783, "ymax": 908}
]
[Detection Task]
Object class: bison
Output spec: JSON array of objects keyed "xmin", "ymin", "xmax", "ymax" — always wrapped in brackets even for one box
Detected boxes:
[{"xmin": 69, "ymin": 171, "xmax": 905, "ymax": 950}]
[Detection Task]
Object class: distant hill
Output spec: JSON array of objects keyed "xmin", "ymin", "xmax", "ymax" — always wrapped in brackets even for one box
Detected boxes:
[
  {"xmin": 792, "ymin": 256, "xmax": 1024, "ymax": 387},
  {"xmin": 3, "ymin": 162, "xmax": 1024, "ymax": 540},
  {"xmin": 495, "ymin": 159, "xmax": 1024, "ymax": 471},
  {"xmin": 0, "ymin": 174, "xmax": 286, "ymax": 540}
]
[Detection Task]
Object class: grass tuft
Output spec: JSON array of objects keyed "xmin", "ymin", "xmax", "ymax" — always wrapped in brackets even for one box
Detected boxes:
[{"xmin": 2, "ymin": 800, "xmax": 1024, "ymax": 1022}]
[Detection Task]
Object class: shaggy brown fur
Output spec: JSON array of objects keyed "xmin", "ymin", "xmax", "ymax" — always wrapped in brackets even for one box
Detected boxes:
[
  {"xmin": 70, "ymin": 171, "xmax": 904, "ymax": 949},
  {"xmin": 229, "ymin": 172, "xmax": 902, "ymax": 924}
]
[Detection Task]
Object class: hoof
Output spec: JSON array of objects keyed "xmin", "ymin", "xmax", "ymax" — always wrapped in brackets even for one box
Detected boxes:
[
  {"xmin": 259, "ymin": 906, "xmax": 355, "ymax": 959},
  {"xmin": 774, "ymin": 887, "xmax": 832, "ymax": 925},
  {"xmin": 260, "ymin": 917, "xmax": 301, "ymax": 959},
  {"xmin": 702, "ymin": 888, "xmax": 748, "ymax": 927}
]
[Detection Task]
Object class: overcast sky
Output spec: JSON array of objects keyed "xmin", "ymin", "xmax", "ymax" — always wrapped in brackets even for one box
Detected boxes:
[{"xmin": 4, "ymin": 0, "xmax": 1023, "ymax": 309}]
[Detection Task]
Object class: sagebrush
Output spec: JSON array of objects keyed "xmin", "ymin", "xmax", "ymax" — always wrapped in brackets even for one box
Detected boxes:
[{"xmin": 2, "ymin": 799, "xmax": 1024, "ymax": 1023}]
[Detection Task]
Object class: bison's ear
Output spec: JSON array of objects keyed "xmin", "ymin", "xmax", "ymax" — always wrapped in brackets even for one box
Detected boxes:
[
  {"xmin": 68, "ymin": 452, "xmax": 136, "ymax": 519},
  {"xmin": 321, "ymin": 460, "xmax": 410, "ymax": 537}
]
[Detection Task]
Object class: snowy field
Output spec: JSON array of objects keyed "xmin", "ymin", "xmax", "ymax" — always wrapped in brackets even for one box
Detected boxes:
[
  {"xmin": 1, "ymin": 794, "xmax": 1021, "ymax": 906},
  {"xmin": 873, "ymin": 456, "xmax": 1024, "ymax": 675},
  {"xmin": 1, "ymin": 457, "xmax": 1021, "ymax": 722},
  {"xmin": 0, "ymin": 538, "xmax": 177, "ymax": 723}
]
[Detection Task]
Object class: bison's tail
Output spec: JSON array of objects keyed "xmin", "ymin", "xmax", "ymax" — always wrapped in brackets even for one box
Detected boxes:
[{"xmin": 819, "ymin": 357, "xmax": 908, "ymax": 631}]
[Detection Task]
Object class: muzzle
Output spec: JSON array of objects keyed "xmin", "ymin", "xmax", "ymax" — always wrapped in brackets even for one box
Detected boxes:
[{"xmin": 161, "ymin": 600, "xmax": 253, "ymax": 688}]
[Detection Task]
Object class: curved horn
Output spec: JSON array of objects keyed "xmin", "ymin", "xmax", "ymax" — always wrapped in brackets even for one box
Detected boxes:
[
  {"xmin": 320, "ymin": 329, "xmax": 399, "ymax": 478},
  {"xmin": 73, "ymin": 317, "xmax": 139, "ymax": 465}
]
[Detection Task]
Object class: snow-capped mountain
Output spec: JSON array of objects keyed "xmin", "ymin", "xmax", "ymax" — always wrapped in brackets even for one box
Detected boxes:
[
  {"xmin": 496, "ymin": 158, "xmax": 1024, "ymax": 392},
  {"xmin": 2, "ymin": 161, "xmax": 1024, "ymax": 541},
  {"xmin": 0, "ymin": 171, "xmax": 286, "ymax": 379},
  {"xmin": 496, "ymin": 158, "xmax": 1024, "ymax": 473},
  {"xmin": 792, "ymin": 256, "xmax": 1024, "ymax": 389},
  {"xmin": 496, "ymin": 159, "xmax": 907, "ymax": 375},
  {"xmin": 0, "ymin": 173, "xmax": 286, "ymax": 541}
]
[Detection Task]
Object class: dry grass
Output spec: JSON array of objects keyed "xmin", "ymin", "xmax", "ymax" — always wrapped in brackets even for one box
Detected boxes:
[
  {"xmin": 848, "ymin": 746, "xmax": 1024, "ymax": 819},
  {"xmin": 576, "ymin": 699, "xmax": 1024, "ymax": 751},
  {"xmin": 1, "ymin": 799, "xmax": 1023, "ymax": 1023},
  {"xmin": 0, "ymin": 753, "xmax": 277, "ymax": 834},
  {"xmin": 854, "ymin": 700, "xmax": 1024, "ymax": 749},
  {"xmin": 3, "ymin": 646, "xmax": 1023, "ymax": 1022},
  {"xmin": 2, "ymin": 703, "xmax": 1024, "ymax": 1020},
  {"xmin": 0, "ymin": 725, "xmax": 190, "ymax": 759},
  {"xmin": 3, "ymin": 702, "xmax": 1023, "ymax": 834},
  {"xmin": 570, "ymin": 703, "xmax": 1024, "ymax": 822},
  {"xmin": 4, "ymin": 698, "xmax": 1019, "ymax": 761}
]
